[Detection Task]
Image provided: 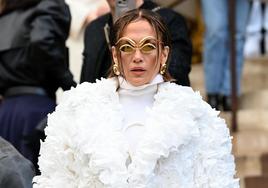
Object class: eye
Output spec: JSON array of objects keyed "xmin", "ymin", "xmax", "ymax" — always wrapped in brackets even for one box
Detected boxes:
[
  {"xmin": 141, "ymin": 43, "xmax": 156, "ymax": 53},
  {"xmin": 119, "ymin": 44, "xmax": 134, "ymax": 53}
]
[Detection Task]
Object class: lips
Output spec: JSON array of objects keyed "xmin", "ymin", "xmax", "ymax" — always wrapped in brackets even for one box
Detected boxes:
[
  {"xmin": 130, "ymin": 67, "xmax": 146, "ymax": 75},
  {"xmin": 131, "ymin": 67, "xmax": 145, "ymax": 72}
]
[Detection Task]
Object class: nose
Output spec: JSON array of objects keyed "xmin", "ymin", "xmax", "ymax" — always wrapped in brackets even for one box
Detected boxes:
[{"xmin": 133, "ymin": 49, "xmax": 143, "ymax": 63}]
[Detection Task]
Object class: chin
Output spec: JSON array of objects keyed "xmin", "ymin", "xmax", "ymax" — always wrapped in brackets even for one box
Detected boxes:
[
  {"xmin": 126, "ymin": 75, "xmax": 151, "ymax": 86},
  {"xmin": 128, "ymin": 79, "xmax": 146, "ymax": 86},
  {"xmin": 129, "ymin": 79, "xmax": 149, "ymax": 87}
]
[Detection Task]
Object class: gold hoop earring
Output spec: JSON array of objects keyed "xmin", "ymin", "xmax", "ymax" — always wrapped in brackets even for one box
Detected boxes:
[
  {"xmin": 113, "ymin": 61, "xmax": 120, "ymax": 76},
  {"xmin": 160, "ymin": 63, "xmax": 167, "ymax": 75}
]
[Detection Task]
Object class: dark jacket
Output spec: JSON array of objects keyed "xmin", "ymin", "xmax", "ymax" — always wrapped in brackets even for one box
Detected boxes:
[
  {"xmin": 0, "ymin": 137, "xmax": 35, "ymax": 188},
  {"xmin": 0, "ymin": 0, "xmax": 76, "ymax": 98},
  {"xmin": 81, "ymin": 1, "xmax": 192, "ymax": 86}
]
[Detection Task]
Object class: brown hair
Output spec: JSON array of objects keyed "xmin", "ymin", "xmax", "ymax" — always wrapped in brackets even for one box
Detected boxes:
[{"xmin": 109, "ymin": 8, "xmax": 173, "ymax": 82}]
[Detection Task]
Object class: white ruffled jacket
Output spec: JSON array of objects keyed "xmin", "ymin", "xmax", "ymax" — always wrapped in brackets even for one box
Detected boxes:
[{"xmin": 33, "ymin": 78, "xmax": 239, "ymax": 188}]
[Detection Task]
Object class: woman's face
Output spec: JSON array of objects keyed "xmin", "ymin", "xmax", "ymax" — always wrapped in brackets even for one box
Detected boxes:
[{"xmin": 112, "ymin": 19, "xmax": 169, "ymax": 86}]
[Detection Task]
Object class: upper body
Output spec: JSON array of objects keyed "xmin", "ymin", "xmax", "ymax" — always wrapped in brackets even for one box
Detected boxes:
[
  {"xmin": 34, "ymin": 77, "xmax": 238, "ymax": 188},
  {"xmin": 80, "ymin": 0, "xmax": 192, "ymax": 86},
  {"xmin": 0, "ymin": 137, "xmax": 35, "ymax": 188},
  {"xmin": 0, "ymin": 0, "xmax": 76, "ymax": 98},
  {"xmin": 34, "ymin": 9, "xmax": 237, "ymax": 187}
]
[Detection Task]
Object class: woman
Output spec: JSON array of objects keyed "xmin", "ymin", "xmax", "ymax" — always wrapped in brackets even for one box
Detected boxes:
[
  {"xmin": 34, "ymin": 9, "xmax": 238, "ymax": 187},
  {"xmin": 0, "ymin": 0, "xmax": 76, "ymax": 173}
]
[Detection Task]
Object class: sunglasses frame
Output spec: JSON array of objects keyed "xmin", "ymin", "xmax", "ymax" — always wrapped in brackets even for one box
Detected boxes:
[{"xmin": 115, "ymin": 36, "xmax": 163, "ymax": 54}]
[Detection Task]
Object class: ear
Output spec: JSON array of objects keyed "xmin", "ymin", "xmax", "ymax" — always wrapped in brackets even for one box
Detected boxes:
[
  {"xmin": 112, "ymin": 46, "xmax": 118, "ymax": 64},
  {"xmin": 160, "ymin": 46, "xmax": 170, "ymax": 65}
]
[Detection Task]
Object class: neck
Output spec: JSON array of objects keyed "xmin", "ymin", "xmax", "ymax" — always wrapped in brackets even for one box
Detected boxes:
[{"xmin": 118, "ymin": 74, "xmax": 164, "ymax": 90}]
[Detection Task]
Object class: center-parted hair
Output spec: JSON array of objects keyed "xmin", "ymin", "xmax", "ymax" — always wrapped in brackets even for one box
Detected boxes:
[{"xmin": 110, "ymin": 8, "xmax": 173, "ymax": 81}]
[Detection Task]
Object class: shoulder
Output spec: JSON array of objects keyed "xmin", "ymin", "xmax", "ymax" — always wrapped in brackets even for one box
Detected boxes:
[
  {"xmin": 161, "ymin": 83, "xmax": 231, "ymax": 145},
  {"xmin": 35, "ymin": 0, "xmax": 70, "ymax": 14},
  {"xmin": 158, "ymin": 82, "xmax": 204, "ymax": 104},
  {"xmin": 30, "ymin": 0, "xmax": 71, "ymax": 39},
  {"xmin": 143, "ymin": 1, "xmax": 184, "ymax": 22},
  {"xmin": 156, "ymin": 83, "xmax": 236, "ymax": 186},
  {"xmin": 158, "ymin": 82, "xmax": 221, "ymax": 124},
  {"xmin": 43, "ymin": 77, "xmax": 119, "ymax": 147},
  {"xmin": 58, "ymin": 77, "xmax": 117, "ymax": 109}
]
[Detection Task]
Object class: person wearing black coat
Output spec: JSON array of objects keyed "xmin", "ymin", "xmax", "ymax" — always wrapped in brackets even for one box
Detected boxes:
[
  {"xmin": 80, "ymin": 0, "xmax": 192, "ymax": 86},
  {"xmin": 0, "ymin": 0, "xmax": 76, "ymax": 173}
]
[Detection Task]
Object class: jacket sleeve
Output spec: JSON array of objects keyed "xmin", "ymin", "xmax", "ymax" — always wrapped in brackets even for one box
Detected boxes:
[
  {"xmin": 159, "ymin": 9, "xmax": 192, "ymax": 86},
  {"xmin": 193, "ymin": 102, "xmax": 239, "ymax": 187},
  {"xmin": 33, "ymin": 81, "xmax": 123, "ymax": 187},
  {"xmin": 33, "ymin": 88, "xmax": 82, "ymax": 187},
  {"xmin": 30, "ymin": 0, "xmax": 76, "ymax": 90}
]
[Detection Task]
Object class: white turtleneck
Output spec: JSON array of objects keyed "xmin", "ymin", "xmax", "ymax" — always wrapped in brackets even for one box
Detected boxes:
[{"xmin": 118, "ymin": 74, "xmax": 164, "ymax": 155}]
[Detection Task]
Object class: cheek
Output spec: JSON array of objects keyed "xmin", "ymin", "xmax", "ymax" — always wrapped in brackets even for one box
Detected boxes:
[
  {"xmin": 120, "ymin": 54, "xmax": 129, "ymax": 63},
  {"xmin": 145, "ymin": 54, "xmax": 158, "ymax": 69},
  {"xmin": 120, "ymin": 55, "xmax": 131, "ymax": 71}
]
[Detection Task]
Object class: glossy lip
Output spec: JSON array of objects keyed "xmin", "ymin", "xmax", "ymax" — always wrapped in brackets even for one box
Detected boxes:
[
  {"xmin": 131, "ymin": 67, "xmax": 146, "ymax": 71},
  {"xmin": 130, "ymin": 67, "xmax": 146, "ymax": 75}
]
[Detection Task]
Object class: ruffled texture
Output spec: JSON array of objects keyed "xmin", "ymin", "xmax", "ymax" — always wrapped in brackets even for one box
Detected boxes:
[
  {"xmin": 150, "ymin": 83, "xmax": 239, "ymax": 188},
  {"xmin": 127, "ymin": 83, "xmax": 200, "ymax": 187},
  {"xmin": 34, "ymin": 79, "xmax": 238, "ymax": 188},
  {"xmin": 34, "ymin": 78, "xmax": 129, "ymax": 188}
]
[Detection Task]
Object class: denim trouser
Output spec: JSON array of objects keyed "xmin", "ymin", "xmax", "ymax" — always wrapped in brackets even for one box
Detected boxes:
[{"xmin": 201, "ymin": 0, "xmax": 249, "ymax": 96}]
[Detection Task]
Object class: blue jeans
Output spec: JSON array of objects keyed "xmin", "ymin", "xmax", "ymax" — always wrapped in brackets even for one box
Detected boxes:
[{"xmin": 201, "ymin": 0, "xmax": 249, "ymax": 96}]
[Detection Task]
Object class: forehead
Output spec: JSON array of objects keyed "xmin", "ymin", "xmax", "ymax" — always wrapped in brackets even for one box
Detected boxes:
[{"xmin": 121, "ymin": 19, "xmax": 156, "ymax": 42}]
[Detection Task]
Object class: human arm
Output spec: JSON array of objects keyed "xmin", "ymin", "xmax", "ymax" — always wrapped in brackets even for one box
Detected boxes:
[
  {"xmin": 29, "ymin": 0, "xmax": 76, "ymax": 90},
  {"xmin": 193, "ymin": 102, "xmax": 239, "ymax": 187},
  {"xmin": 33, "ymin": 80, "xmax": 129, "ymax": 187},
  {"xmin": 33, "ymin": 87, "xmax": 91, "ymax": 187},
  {"xmin": 143, "ymin": 85, "xmax": 238, "ymax": 187}
]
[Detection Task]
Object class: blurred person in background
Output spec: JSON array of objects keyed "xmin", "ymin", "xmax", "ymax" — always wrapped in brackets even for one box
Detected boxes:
[
  {"xmin": 0, "ymin": 0, "xmax": 76, "ymax": 173},
  {"xmin": 66, "ymin": 0, "xmax": 109, "ymax": 39},
  {"xmin": 0, "ymin": 137, "xmax": 35, "ymax": 188},
  {"xmin": 244, "ymin": 0, "xmax": 268, "ymax": 58},
  {"xmin": 201, "ymin": 0, "xmax": 250, "ymax": 111},
  {"xmin": 80, "ymin": 0, "xmax": 192, "ymax": 87},
  {"xmin": 62, "ymin": 0, "xmax": 109, "ymax": 84}
]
